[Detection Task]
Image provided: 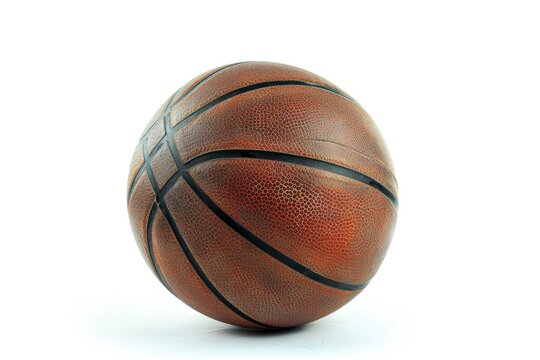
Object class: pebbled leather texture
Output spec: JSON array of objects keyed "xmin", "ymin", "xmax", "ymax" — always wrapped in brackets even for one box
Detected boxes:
[
  {"xmin": 151, "ymin": 207, "xmax": 258, "ymax": 328},
  {"xmin": 175, "ymin": 84, "xmax": 397, "ymax": 196},
  {"xmin": 127, "ymin": 61, "xmax": 398, "ymax": 329},
  {"xmin": 189, "ymin": 158, "xmax": 397, "ymax": 285},
  {"xmin": 165, "ymin": 178, "xmax": 363, "ymax": 328}
]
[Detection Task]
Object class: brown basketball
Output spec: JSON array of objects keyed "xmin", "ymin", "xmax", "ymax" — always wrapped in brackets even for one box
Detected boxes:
[{"xmin": 127, "ymin": 62, "xmax": 398, "ymax": 329}]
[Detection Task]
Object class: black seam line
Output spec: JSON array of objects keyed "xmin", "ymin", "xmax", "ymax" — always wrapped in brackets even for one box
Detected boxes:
[
  {"xmin": 161, "ymin": 117, "xmax": 276, "ymax": 329},
  {"xmin": 127, "ymin": 141, "xmax": 165, "ymax": 202},
  {"xmin": 169, "ymin": 80, "xmax": 355, "ymax": 132},
  {"xmin": 128, "ymin": 79, "xmax": 355, "ymax": 203},
  {"xmin": 139, "ymin": 62, "xmax": 246, "ymax": 143},
  {"xmin": 143, "ymin": 141, "xmax": 174, "ymax": 292},
  {"xmin": 154, "ymin": 192, "xmax": 275, "ymax": 329},
  {"xmin": 165, "ymin": 95, "xmax": 370, "ymax": 291},
  {"xmin": 129, "ymin": 63, "xmax": 246, "ymax": 201},
  {"xmin": 167, "ymin": 62, "xmax": 248, "ymax": 111},
  {"xmin": 138, "ymin": 92, "xmax": 177, "ymax": 141},
  {"xmin": 184, "ymin": 150, "xmax": 399, "ymax": 208},
  {"xmin": 181, "ymin": 171, "xmax": 369, "ymax": 292},
  {"xmin": 147, "ymin": 202, "xmax": 174, "ymax": 294},
  {"xmin": 155, "ymin": 121, "xmax": 370, "ymax": 293},
  {"xmin": 163, "ymin": 118, "xmax": 368, "ymax": 291},
  {"xmin": 145, "ymin": 129, "xmax": 272, "ymax": 329},
  {"xmin": 164, "ymin": 114, "xmax": 182, "ymax": 166},
  {"xmin": 161, "ymin": 166, "xmax": 371, "ymax": 292}
]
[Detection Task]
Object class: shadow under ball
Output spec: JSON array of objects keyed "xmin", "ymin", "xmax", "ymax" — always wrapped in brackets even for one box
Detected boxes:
[{"xmin": 127, "ymin": 62, "xmax": 398, "ymax": 329}]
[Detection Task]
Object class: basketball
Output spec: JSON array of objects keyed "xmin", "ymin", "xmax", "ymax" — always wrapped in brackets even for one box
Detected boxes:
[{"xmin": 127, "ymin": 62, "xmax": 398, "ymax": 329}]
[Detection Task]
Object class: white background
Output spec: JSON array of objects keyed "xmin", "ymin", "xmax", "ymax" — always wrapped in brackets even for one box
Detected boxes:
[{"xmin": 1, "ymin": 1, "xmax": 539, "ymax": 359}]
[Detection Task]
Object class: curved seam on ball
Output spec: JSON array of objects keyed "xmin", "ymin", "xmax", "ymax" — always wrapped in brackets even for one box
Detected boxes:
[
  {"xmin": 146, "ymin": 201, "xmax": 174, "ymax": 293},
  {"xmin": 128, "ymin": 62, "xmax": 245, "ymax": 202},
  {"xmin": 169, "ymin": 80, "xmax": 356, "ymax": 132},
  {"xmin": 162, "ymin": 118, "xmax": 370, "ymax": 292},
  {"xmin": 155, "ymin": 117, "xmax": 277, "ymax": 329},
  {"xmin": 138, "ymin": 62, "xmax": 246, "ymax": 143},
  {"xmin": 182, "ymin": 170, "xmax": 371, "ymax": 291},
  {"xmin": 127, "ymin": 81, "xmax": 358, "ymax": 202},
  {"xmin": 184, "ymin": 149, "xmax": 399, "ymax": 208}
]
